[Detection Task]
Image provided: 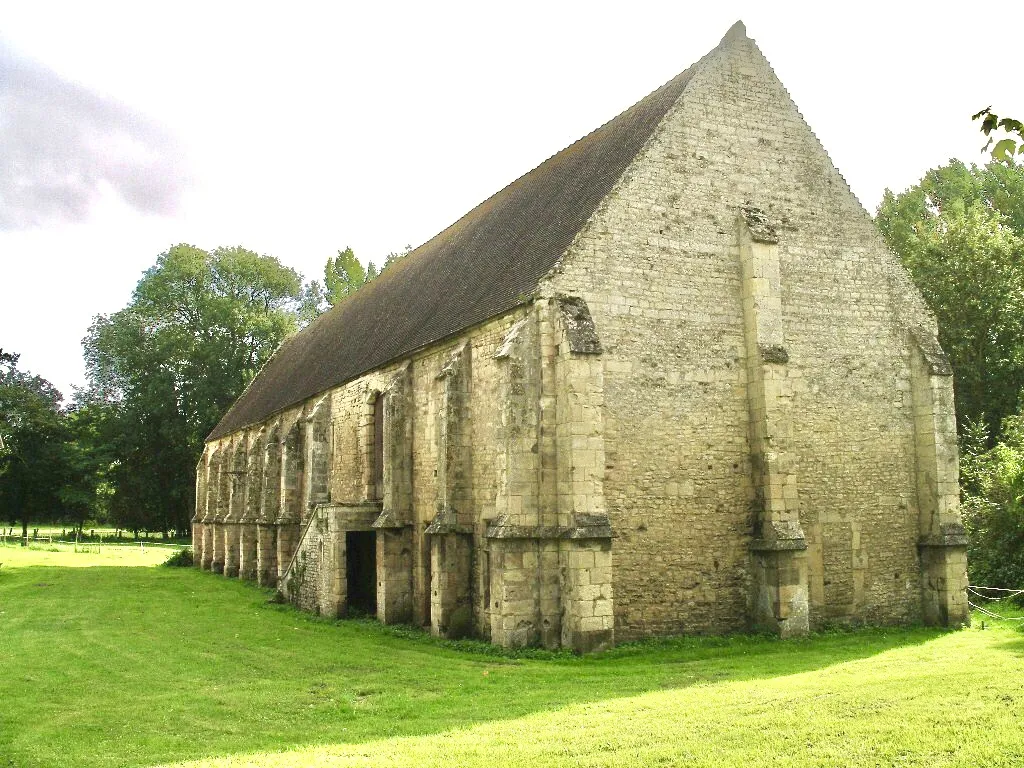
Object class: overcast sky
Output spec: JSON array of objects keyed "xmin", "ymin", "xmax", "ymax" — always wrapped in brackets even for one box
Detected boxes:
[{"xmin": 1, "ymin": 1, "xmax": 1020, "ymax": 398}]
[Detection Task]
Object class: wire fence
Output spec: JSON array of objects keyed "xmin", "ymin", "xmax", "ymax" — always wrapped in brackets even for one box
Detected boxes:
[
  {"xmin": 967, "ymin": 585, "xmax": 1024, "ymax": 622},
  {"xmin": 0, "ymin": 532, "xmax": 187, "ymax": 551}
]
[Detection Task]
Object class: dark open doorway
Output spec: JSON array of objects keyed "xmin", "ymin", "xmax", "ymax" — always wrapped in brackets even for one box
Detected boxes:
[{"xmin": 346, "ymin": 530, "xmax": 377, "ymax": 615}]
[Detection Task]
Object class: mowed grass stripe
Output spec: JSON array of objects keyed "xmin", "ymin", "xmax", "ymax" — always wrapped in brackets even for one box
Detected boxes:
[
  {"xmin": 168, "ymin": 629, "xmax": 1022, "ymax": 768},
  {"xmin": 0, "ymin": 543, "xmax": 1021, "ymax": 768}
]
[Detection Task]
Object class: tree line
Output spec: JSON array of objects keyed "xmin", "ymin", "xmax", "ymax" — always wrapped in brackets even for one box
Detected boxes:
[{"xmin": 0, "ymin": 244, "xmax": 406, "ymax": 539}]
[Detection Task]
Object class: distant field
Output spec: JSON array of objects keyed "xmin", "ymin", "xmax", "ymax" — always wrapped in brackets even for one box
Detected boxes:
[
  {"xmin": 0, "ymin": 539, "xmax": 173, "ymax": 568},
  {"xmin": 0, "ymin": 524, "xmax": 189, "ymax": 547},
  {"xmin": 0, "ymin": 548, "xmax": 1022, "ymax": 768}
]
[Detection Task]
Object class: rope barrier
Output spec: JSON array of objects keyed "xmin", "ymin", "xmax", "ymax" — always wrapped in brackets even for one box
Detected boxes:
[
  {"xmin": 968, "ymin": 584, "xmax": 1024, "ymax": 622},
  {"xmin": 969, "ymin": 601, "xmax": 1024, "ymax": 621},
  {"xmin": 968, "ymin": 585, "xmax": 1024, "ymax": 596},
  {"xmin": 967, "ymin": 586, "xmax": 1024, "ymax": 602}
]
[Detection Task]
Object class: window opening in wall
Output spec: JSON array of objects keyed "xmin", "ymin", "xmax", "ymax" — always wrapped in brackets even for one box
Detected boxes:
[
  {"xmin": 346, "ymin": 531, "xmax": 377, "ymax": 615},
  {"xmin": 373, "ymin": 393, "xmax": 385, "ymax": 499}
]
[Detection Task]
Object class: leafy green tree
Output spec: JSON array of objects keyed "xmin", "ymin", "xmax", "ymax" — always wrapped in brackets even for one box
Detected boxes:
[
  {"xmin": 302, "ymin": 245, "xmax": 411, "ymax": 318},
  {"xmin": 324, "ymin": 247, "xmax": 371, "ymax": 307},
  {"xmin": 876, "ymin": 160, "xmax": 1024, "ymax": 435},
  {"xmin": 959, "ymin": 417, "xmax": 1024, "ymax": 588},
  {"xmin": 82, "ymin": 244, "xmax": 306, "ymax": 535},
  {"xmin": 0, "ymin": 351, "xmax": 70, "ymax": 540},
  {"xmin": 298, "ymin": 280, "xmax": 329, "ymax": 325},
  {"xmin": 974, "ymin": 108, "xmax": 1024, "ymax": 163},
  {"xmin": 58, "ymin": 403, "xmax": 116, "ymax": 532}
]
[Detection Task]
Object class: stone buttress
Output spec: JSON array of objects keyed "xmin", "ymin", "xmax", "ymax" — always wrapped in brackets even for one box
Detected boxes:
[
  {"xmin": 372, "ymin": 365, "xmax": 415, "ymax": 624},
  {"xmin": 910, "ymin": 334, "xmax": 970, "ymax": 626},
  {"xmin": 425, "ymin": 344, "xmax": 475, "ymax": 638},
  {"xmin": 192, "ymin": 450, "xmax": 208, "ymax": 569},
  {"xmin": 220, "ymin": 436, "xmax": 246, "ymax": 578},
  {"xmin": 256, "ymin": 421, "xmax": 281, "ymax": 587},
  {"xmin": 486, "ymin": 298, "xmax": 613, "ymax": 652},
  {"xmin": 737, "ymin": 207, "xmax": 809, "ymax": 637},
  {"xmin": 237, "ymin": 427, "xmax": 263, "ymax": 581},
  {"xmin": 207, "ymin": 445, "xmax": 225, "ymax": 573},
  {"xmin": 274, "ymin": 419, "xmax": 304, "ymax": 583}
]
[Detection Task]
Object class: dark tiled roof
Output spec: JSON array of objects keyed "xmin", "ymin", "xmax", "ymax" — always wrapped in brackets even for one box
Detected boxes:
[{"xmin": 209, "ymin": 63, "xmax": 700, "ymax": 440}]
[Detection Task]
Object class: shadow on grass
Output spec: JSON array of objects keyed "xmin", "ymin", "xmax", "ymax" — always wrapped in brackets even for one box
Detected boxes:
[
  {"xmin": 989, "ymin": 630, "xmax": 1024, "ymax": 656},
  {"xmin": 0, "ymin": 563, "xmax": 967, "ymax": 768}
]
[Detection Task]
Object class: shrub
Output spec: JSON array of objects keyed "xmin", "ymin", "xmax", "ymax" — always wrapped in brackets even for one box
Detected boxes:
[
  {"xmin": 960, "ymin": 418, "xmax": 1024, "ymax": 589},
  {"xmin": 162, "ymin": 548, "xmax": 193, "ymax": 568}
]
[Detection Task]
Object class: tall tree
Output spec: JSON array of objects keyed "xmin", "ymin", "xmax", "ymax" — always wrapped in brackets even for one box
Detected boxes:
[
  {"xmin": 0, "ymin": 351, "xmax": 70, "ymax": 539},
  {"xmin": 58, "ymin": 402, "xmax": 116, "ymax": 532},
  {"xmin": 876, "ymin": 160, "xmax": 1024, "ymax": 436},
  {"xmin": 82, "ymin": 244, "xmax": 306, "ymax": 535},
  {"xmin": 306, "ymin": 245, "xmax": 411, "ymax": 316},
  {"xmin": 324, "ymin": 247, "xmax": 370, "ymax": 307}
]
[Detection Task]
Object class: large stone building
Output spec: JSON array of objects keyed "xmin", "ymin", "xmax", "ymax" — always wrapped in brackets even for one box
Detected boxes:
[{"xmin": 193, "ymin": 22, "xmax": 969, "ymax": 651}]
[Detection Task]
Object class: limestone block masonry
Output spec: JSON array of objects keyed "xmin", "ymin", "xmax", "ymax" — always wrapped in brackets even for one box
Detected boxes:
[{"xmin": 193, "ymin": 21, "xmax": 969, "ymax": 650}]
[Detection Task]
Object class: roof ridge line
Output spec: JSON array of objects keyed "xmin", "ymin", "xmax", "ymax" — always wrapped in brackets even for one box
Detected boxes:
[
  {"xmin": 208, "ymin": 35, "xmax": 729, "ymax": 441},
  {"xmin": 386, "ymin": 65, "xmax": 708, "ymax": 277}
]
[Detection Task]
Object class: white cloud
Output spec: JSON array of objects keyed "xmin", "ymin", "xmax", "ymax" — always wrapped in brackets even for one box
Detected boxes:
[{"xmin": 0, "ymin": 41, "xmax": 188, "ymax": 230}]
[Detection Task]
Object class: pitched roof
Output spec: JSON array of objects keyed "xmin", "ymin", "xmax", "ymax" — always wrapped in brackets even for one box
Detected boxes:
[{"xmin": 208, "ymin": 45, "xmax": 714, "ymax": 441}]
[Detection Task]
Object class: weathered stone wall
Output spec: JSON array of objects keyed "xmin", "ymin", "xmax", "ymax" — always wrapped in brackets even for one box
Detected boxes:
[
  {"xmin": 286, "ymin": 517, "xmax": 324, "ymax": 615},
  {"xmin": 539, "ymin": 28, "xmax": 959, "ymax": 639},
  {"xmin": 305, "ymin": 396, "xmax": 331, "ymax": 511},
  {"xmin": 415, "ymin": 315, "xmax": 526, "ymax": 635},
  {"xmin": 293, "ymin": 316, "xmax": 519, "ymax": 631},
  {"xmin": 196, "ymin": 301, "xmax": 618, "ymax": 649},
  {"xmin": 196, "ymin": 312, "xmax": 526, "ymax": 628},
  {"xmin": 282, "ymin": 503, "xmax": 378, "ymax": 618}
]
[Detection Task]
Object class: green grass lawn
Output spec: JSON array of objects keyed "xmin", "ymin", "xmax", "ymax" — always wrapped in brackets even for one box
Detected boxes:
[
  {"xmin": 0, "ymin": 541, "xmax": 175, "ymax": 569},
  {"xmin": 0, "ymin": 545, "xmax": 1021, "ymax": 768}
]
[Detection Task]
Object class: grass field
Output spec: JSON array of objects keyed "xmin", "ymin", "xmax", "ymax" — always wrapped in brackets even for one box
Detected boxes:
[
  {"xmin": 0, "ymin": 525, "xmax": 190, "ymax": 547},
  {"xmin": 1, "ymin": 544, "xmax": 1022, "ymax": 768},
  {"xmin": 0, "ymin": 541, "xmax": 174, "ymax": 569}
]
